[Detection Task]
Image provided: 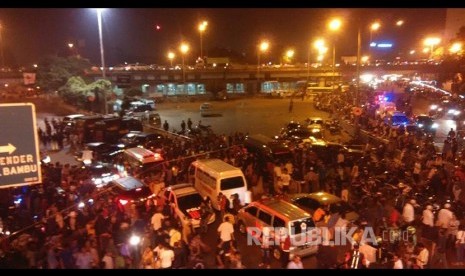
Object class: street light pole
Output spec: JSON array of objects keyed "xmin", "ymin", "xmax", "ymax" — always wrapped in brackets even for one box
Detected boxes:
[
  {"xmin": 180, "ymin": 43, "xmax": 189, "ymax": 94},
  {"xmin": 356, "ymin": 25, "xmax": 361, "ymax": 106},
  {"xmin": 307, "ymin": 46, "xmax": 310, "ymax": 83},
  {"xmin": 257, "ymin": 41, "xmax": 269, "ymax": 94},
  {"xmin": 257, "ymin": 51, "xmax": 261, "ymax": 93},
  {"xmin": 198, "ymin": 21, "xmax": 207, "ymax": 60},
  {"xmin": 0, "ymin": 23, "xmax": 4, "ymax": 69},
  {"xmin": 328, "ymin": 18, "xmax": 341, "ymax": 90},
  {"xmin": 332, "ymin": 41, "xmax": 336, "ymax": 86},
  {"xmin": 96, "ymin": 9, "xmax": 108, "ymax": 115},
  {"xmin": 200, "ymin": 32, "xmax": 203, "ymax": 59}
]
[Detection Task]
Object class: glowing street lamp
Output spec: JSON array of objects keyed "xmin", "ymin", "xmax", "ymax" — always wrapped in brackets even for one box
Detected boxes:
[
  {"xmin": 257, "ymin": 40, "xmax": 269, "ymax": 92},
  {"xmin": 424, "ymin": 37, "xmax": 441, "ymax": 58},
  {"xmin": 409, "ymin": 50, "xmax": 416, "ymax": 55},
  {"xmin": 285, "ymin": 49, "xmax": 295, "ymax": 64},
  {"xmin": 328, "ymin": 18, "xmax": 342, "ymax": 86},
  {"xmin": 328, "ymin": 18, "xmax": 342, "ymax": 32},
  {"xmin": 198, "ymin": 20, "xmax": 208, "ymax": 59},
  {"xmin": 286, "ymin": 49, "xmax": 294, "ymax": 59},
  {"xmin": 396, "ymin": 20, "xmax": 404, "ymax": 27},
  {"xmin": 370, "ymin": 22, "xmax": 381, "ymax": 44},
  {"xmin": 450, "ymin": 42, "xmax": 462, "ymax": 54},
  {"xmin": 361, "ymin": 55, "xmax": 369, "ymax": 64},
  {"xmin": 167, "ymin": 51, "xmax": 175, "ymax": 67},
  {"xmin": 314, "ymin": 39, "xmax": 325, "ymax": 51}
]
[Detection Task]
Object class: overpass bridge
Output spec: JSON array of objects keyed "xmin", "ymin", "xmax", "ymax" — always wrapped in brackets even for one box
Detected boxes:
[
  {"xmin": 0, "ymin": 63, "xmax": 442, "ymax": 97},
  {"xmin": 86, "ymin": 63, "xmax": 441, "ymax": 96}
]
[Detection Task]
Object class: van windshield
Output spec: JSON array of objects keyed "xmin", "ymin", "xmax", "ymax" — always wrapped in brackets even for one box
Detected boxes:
[{"xmin": 220, "ymin": 176, "xmax": 245, "ymax": 191}]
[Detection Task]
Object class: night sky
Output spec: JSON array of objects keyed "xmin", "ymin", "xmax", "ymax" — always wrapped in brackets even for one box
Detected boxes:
[{"xmin": 0, "ymin": 8, "xmax": 448, "ymax": 67}]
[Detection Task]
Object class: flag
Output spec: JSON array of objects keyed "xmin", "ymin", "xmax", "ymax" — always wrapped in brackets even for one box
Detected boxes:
[{"xmin": 23, "ymin": 73, "xmax": 36, "ymax": 85}]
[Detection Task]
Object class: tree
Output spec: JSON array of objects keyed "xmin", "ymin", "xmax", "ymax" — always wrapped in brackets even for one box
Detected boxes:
[
  {"xmin": 37, "ymin": 55, "xmax": 92, "ymax": 92},
  {"xmin": 58, "ymin": 76, "xmax": 112, "ymax": 112},
  {"xmin": 456, "ymin": 26, "xmax": 465, "ymax": 42}
]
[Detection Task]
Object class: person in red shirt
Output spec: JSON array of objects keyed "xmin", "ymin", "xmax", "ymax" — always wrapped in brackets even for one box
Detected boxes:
[
  {"xmin": 388, "ymin": 205, "xmax": 401, "ymax": 226},
  {"xmin": 280, "ymin": 234, "xmax": 291, "ymax": 268},
  {"xmin": 218, "ymin": 193, "xmax": 229, "ymax": 219}
]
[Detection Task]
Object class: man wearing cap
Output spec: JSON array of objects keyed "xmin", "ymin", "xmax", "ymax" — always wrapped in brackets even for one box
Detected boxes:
[
  {"xmin": 402, "ymin": 199, "xmax": 417, "ymax": 227},
  {"xmin": 436, "ymin": 203, "xmax": 454, "ymax": 229}
]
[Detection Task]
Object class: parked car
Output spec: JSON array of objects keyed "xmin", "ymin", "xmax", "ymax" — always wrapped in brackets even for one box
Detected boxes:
[
  {"xmin": 109, "ymin": 176, "xmax": 155, "ymax": 211},
  {"xmin": 414, "ymin": 114, "xmax": 438, "ymax": 135},
  {"xmin": 158, "ymin": 183, "xmax": 216, "ymax": 228},
  {"xmin": 236, "ymin": 198, "xmax": 319, "ymax": 259},
  {"xmin": 62, "ymin": 114, "xmax": 85, "ymax": 135},
  {"xmin": 75, "ymin": 142, "xmax": 124, "ymax": 164},
  {"xmin": 86, "ymin": 162, "xmax": 121, "ymax": 188},
  {"xmin": 118, "ymin": 131, "xmax": 164, "ymax": 149},
  {"xmin": 200, "ymin": 102, "xmax": 216, "ymax": 117},
  {"xmin": 284, "ymin": 192, "xmax": 359, "ymax": 222}
]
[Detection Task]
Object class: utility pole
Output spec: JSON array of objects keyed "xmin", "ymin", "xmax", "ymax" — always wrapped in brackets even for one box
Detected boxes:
[
  {"xmin": 354, "ymin": 20, "xmax": 362, "ymax": 141},
  {"xmin": 0, "ymin": 23, "xmax": 5, "ymax": 68}
]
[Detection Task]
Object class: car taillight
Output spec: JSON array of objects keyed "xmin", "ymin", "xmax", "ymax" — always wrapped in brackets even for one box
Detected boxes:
[{"xmin": 119, "ymin": 199, "xmax": 129, "ymax": 205}]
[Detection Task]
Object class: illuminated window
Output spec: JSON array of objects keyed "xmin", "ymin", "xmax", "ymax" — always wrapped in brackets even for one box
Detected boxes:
[
  {"xmin": 235, "ymin": 83, "xmax": 244, "ymax": 93},
  {"xmin": 187, "ymin": 83, "xmax": 196, "ymax": 95},
  {"xmin": 226, "ymin": 83, "xmax": 234, "ymax": 93},
  {"xmin": 167, "ymin": 84, "xmax": 176, "ymax": 95},
  {"xmin": 197, "ymin": 84, "xmax": 206, "ymax": 94},
  {"xmin": 156, "ymin": 84, "xmax": 165, "ymax": 94}
]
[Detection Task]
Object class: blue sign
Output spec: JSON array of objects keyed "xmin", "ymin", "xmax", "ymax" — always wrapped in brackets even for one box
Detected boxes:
[
  {"xmin": 0, "ymin": 103, "xmax": 42, "ymax": 188},
  {"xmin": 377, "ymin": 43, "xmax": 393, "ymax": 48}
]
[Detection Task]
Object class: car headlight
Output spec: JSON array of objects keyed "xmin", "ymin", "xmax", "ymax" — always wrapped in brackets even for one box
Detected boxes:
[
  {"xmin": 431, "ymin": 123, "xmax": 439, "ymax": 129},
  {"xmin": 418, "ymin": 124, "xmax": 423, "ymax": 128},
  {"xmin": 454, "ymin": 111, "xmax": 461, "ymax": 116},
  {"xmin": 438, "ymin": 108, "xmax": 443, "ymax": 111},
  {"xmin": 448, "ymin": 109, "xmax": 456, "ymax": 114},
  {"xmin": 430, "ymin": 105, "xmax": 438, "ymax": 110}
]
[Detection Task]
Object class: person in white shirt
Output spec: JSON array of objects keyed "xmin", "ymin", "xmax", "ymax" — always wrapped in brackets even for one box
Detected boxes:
[
  {"xmin": 151, "ymin": 208, "xmax": 165, "ymax": 232},
  {"xmin": 392, "ymin": 254, "xmax": 403, "ymax": 269},
  {"xmin": 101, "ymin": 250, "xmax": 114, "ymax": 269},
  {"xmin": 280, "ymin": 168, "xmax": 291, "ymax": 194},
  {"xmin": 274, "ymin": 163, "xmax": 283, "ymax": 193},
  {"xmin": 422, "ymin": 205, "xmax": 434, "ymax": 227},
  {"xmin": 217, "ymin": 216, "xmax": 234, "ymax": 242},
  {"xmin": 436, "ymin": 203, "xmax": 454, "ymax": 229},
  {"xmin": 415, "ymin": 243, "xmax": 429, "ymax": 269},
  {"xmin": 287, "ymin": 255, "xmax": 304, "ymax": 269},
  {"xmin": 158, "ymin": 243, "xmax": 175, "ymax": 269},
  {"xmin": 413, "ymin": 161, "xmax": 421, "ymax": 183},
  {"xmin": 284, "ymin": 160, "xmax": 293, "ymax": 176},
  {"xmin": 337, "ymin": 151, "xmax": 345, "ymax": 165},
  {"xmin": 402, "ymin": 199, "xmax": 417, "ymax": 225}
]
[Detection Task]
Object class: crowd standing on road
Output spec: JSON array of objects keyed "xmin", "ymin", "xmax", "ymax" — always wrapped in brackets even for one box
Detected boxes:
[{"xmin": 2, "ymin": 84, "xmax": 465, "ymax": 269}]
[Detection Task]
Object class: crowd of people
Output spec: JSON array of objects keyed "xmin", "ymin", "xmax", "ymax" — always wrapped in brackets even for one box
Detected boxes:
[{"xmin": 1, "ymin": 84, "xmax": 465, "ymax": 269}]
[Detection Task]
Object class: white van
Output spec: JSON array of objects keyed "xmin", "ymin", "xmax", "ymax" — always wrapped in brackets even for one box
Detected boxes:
[
  {"xmin": 119, "ymin": 147, "xmax": 164, "ymax": 178},
  {"xmin": 200, "ymin": 102, "xmax": 214, "ymax": 117},
  {"xmin": 189, "ymin": 159, "xmax": 250, "ymax": 210}
]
